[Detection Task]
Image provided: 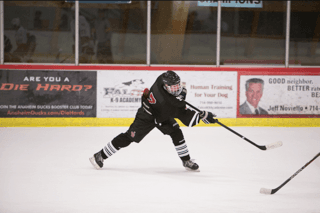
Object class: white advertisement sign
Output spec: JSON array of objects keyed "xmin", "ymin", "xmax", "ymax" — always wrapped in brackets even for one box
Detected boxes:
[
  {"xmin": 239, "ymin": 75, "xmax": 320, "ymax": 115},
  {"xmin": 97, "ymin": 71, "xmax": 237, "ymax": 118}
]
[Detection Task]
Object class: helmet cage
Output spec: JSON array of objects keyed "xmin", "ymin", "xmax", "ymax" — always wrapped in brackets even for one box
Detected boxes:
[{"xmin": 164, "ymin": 82, "xmax": 182, "ymax": 96}]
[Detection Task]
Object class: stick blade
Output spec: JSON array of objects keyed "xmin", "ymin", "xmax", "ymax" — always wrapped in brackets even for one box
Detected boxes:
[
  {"xmin": 266, "ymin": 141, "xmax": 283, "ymax": 150},
  {"xmin": 260, "ymin": 188, "xmax": 272, "ymax": 195}
]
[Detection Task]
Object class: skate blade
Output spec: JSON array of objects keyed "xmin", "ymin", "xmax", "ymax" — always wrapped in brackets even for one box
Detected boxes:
[
  {"xmin": 185, "ymin": 167, "xmax": 200, "ymax": 172},
  {"xmin": 89, "ymin": 157, "xmax": 102, "ymax": 170}
]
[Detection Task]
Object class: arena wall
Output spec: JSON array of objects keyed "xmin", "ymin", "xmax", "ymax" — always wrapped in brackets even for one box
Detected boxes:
[{"xmin": 0, "ymin": 65, "xmax": 319, "ymax": 127}]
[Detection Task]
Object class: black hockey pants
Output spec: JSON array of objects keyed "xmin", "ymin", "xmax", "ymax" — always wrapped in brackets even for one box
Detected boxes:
[{"xmin": 111, "ymin": 107, "xmax": 190, "ymax": 161}]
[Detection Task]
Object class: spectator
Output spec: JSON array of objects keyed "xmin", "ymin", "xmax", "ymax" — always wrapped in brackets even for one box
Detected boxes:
[
  {"xmin": 70, "ymin": 7, "xmax": 94, "ymax": 63},
  {"xmin": 11, "ymin": 17, "xmax": 36, "ymax": 63},
  {"xmin": 34, "ymin": 11, "xmax": 43, "ymax": 29},
  {"xmin": 59, "ymin": 14, "xmax": 69, "ymax": 31},
  {"xmin": 11, "ymin": 18, "xmax": 27, "ymax": 62},
  {"xmin": 4, "ymin": 35, "xmax": 17, "ymax": 62},
  {"xmin": 4, "ymin": 35, "xmax": 12, "ymax": 53},
  {"xmin": 92, "ymin": 9, "xmax": 113, "ymax": 63}
]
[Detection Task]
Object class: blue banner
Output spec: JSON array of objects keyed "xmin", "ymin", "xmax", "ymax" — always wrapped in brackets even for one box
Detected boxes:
[
  {"xmin": 198, "ymin": 0, "xmax": 263, "ymax": 8},
  {"xmin": 66, "ymin": 0, "xmax": 131, "ymax": 3}
]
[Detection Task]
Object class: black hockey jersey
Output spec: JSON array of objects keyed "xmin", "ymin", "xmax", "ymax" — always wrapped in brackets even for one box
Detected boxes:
[{"xmin": 145, "ymin": 74, "xmax": 200, "ymax": 127}]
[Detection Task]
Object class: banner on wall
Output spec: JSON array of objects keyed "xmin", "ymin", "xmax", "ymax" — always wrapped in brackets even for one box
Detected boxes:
[
  {"xmin": 198, "ymin": 0, "xmax": 263, "ymax": 8},
  {"xmin": 0, "ymin": 70, "xmax": 96, "ymax": 117},
  {"xmin": 66, "ymin": 0, "xmax": 131, "ymax": 3},
  {"xmin": 97, "ymin": 70, "xmax": 237, "ymax": 118},
  {"xmin": 239, "ymin": 75, "xmax": 320, "ymax": 116}
]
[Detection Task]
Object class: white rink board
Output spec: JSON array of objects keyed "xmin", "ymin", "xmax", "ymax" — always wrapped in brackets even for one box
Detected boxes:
[
  {"xmin": 240, "ymin": 75, "xmax": 320, "ymax": 115},
  {"xmin": 97, "ymin": 70, "xmax": 237, "ymax": 118}
]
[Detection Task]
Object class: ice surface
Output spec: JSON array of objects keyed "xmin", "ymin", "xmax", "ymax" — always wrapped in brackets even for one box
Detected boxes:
[{"xmin": 0, "ymin": 126, "xmax": 319, "ymax": 213}]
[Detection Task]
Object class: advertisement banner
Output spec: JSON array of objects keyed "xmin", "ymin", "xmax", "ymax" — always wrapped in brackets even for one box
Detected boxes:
[
  {"xmin": 97, "ymin": 70, "xmax": 237, "ymax": 118},
  {"xmin": 239, "ymin": 75, "xmax": 320, "ymax": 116},
  {"xmin": 0, "ymin": 70, "xmax": 96, "ymax": 117},
  {"xmin": 66, "ymin": 0, "xmax": 131, "ymax": 3},
  {"xmin": 198, "ymin": 0, "xmax": 263, "ymax": 8}
]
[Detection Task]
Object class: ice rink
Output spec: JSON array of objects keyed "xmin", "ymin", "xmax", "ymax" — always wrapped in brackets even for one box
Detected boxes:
[{"xmin": 0, "ymin": 126, "xmax": 320, "ymax": 213}]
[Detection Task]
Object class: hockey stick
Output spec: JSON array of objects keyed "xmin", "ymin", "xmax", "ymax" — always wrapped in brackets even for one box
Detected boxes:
[
  {"xmin": 260, "ymin": 152, "xmax": 320, "ymax": 195},
  {"xmin": 184, "ymin": 101, "xmax": 283, "ymax": 151}
]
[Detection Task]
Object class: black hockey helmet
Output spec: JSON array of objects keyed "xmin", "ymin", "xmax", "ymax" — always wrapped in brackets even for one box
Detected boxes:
[{"xmin": 162, "ymin": 70, "xmax": 182, "ymax": 96}]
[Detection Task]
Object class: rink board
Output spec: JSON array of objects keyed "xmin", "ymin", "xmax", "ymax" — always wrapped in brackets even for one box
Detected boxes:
[
  {"xmin": 0, "ymin": 117, "xmax": 320, "ymax": 127},
  {"xmin": 1, "ymin": 65, "xmax": 320, "ymax": 127}
]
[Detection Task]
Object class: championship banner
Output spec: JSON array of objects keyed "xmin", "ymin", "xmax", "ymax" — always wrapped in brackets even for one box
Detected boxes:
[
  {"xmin": 239, "ymin": 75, "xmax": 320, "ymax": 116},
  {"xmin": 97, "ymin": 70, "xmax": 237, "ymax": 118},
  {"xmin": 0, "ymin": 70, "xmax": 96, "ymax": 117},
  {"xmin": 198, "ymin": 0, "xmax": 263, "ymax": 8}
]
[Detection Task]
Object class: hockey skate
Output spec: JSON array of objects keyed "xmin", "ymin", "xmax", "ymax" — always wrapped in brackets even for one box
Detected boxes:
[
  {"xmin": 89, "ymin": 151, "xmax": 104, "ymax": 170},
  {"xmin": 183, "ymin": 159, "xmax": 200, "ymax": 172}
]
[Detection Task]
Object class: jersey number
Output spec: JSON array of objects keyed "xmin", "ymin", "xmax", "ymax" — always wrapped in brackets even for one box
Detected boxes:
[{"xmin": 148, "ymin": 92, "xmax": 156, "ymax": 104}]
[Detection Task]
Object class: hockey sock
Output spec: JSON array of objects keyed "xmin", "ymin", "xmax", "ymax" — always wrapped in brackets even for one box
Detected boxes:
[
  {"xmin": 101, "ymin": 141, "xmax": 118, "ymax": 159},
  {"xmin": 170, "ymin": 129, "xmax": 191, "ymax": 161},
  {"xmin": 175, "ymin": 139, "xmax": 191, "ymax": 161}
]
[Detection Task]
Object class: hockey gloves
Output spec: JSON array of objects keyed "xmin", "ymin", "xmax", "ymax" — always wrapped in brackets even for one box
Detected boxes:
[
  {"xmin": 176, "ymin": 87, "xmax": 187, "ymax": 101},
  {"xmin": 200, "ymin": 111, "xmax": 218, "ymax": 124},
  {"xmin": 141, "ymin": 88, "xmax": 154, "ymax": 115}
]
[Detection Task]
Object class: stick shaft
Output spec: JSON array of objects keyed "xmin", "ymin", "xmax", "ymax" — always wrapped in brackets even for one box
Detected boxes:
[
  {"xmin": 184, "ymin": 101, "xmax": 266, "ymax": 150},
  {"xmin": 271, "ymin": 152, "xmax": 320, "ymax": 194},
  {"xmin": 216, "ymin": 120, "xmax": 266, "ymax": 150}
]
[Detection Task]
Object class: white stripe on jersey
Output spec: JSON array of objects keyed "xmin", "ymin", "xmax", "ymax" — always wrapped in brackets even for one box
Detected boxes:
[{"xmin": 188, "ymin": 112, "xmax": 200, "ymax": 127}]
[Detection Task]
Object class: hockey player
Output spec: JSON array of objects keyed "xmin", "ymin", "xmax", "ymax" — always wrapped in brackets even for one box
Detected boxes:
[{"xmin": 89, "ymin": 71, "xmax": 217, "ymax": 171}]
